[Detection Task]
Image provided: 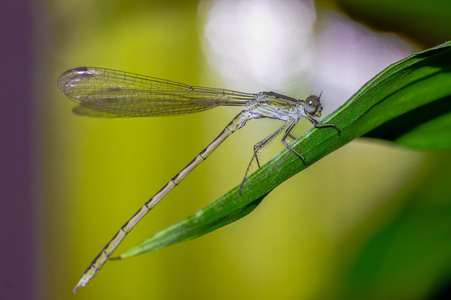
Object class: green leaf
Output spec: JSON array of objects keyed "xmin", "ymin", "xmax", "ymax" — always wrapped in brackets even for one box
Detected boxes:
[
  {"xmin": 363, "ymin": 96, "xmax": 451, "ymax": 149},
  {"xmin": 117, "ymin": 41, "xmax": 451, "ymax": 259}
]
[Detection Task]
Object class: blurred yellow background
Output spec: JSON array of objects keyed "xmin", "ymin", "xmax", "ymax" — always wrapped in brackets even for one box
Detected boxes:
[{"xmin": 28, "ymin": 0, "xmax": 451, "ymax": 299}]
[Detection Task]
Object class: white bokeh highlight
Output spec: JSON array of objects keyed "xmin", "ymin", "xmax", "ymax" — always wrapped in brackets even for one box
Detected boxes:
[
  {"xmin": 201, "ymin": 0, "xmax": 316, "ymax": 92},
  {"xmin": 201, "ymin": 0, "xmax": 414, "ymax": 112}
]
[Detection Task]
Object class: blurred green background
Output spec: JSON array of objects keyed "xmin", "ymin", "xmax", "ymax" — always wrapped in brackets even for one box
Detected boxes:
[{"xmin": 12, "ymin": 0, "xmax": 451, "ymax": 299}]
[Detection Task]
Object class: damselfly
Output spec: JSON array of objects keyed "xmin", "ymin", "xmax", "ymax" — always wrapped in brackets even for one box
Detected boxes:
[{"xmin": 57, "ymin": 67, "xmax": 340, "ymax": 292}]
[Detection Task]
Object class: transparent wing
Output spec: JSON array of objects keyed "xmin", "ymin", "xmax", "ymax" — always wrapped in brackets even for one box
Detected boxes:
[{"xmin": 57, "ymin": 67, "xmax": 256, "ymax": 117}]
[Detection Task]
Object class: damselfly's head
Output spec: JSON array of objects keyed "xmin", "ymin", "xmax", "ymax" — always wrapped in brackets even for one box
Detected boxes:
[{"xmin": 303, "ymin": 95, "xmax": 323, "ymax": 117}]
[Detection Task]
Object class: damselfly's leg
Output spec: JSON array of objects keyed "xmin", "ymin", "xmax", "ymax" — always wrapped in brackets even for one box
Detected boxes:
[
  {"xmin": 239, "ymin": 121, "xmax": 290, "ymax": 193},
  {"xmin": 315, "ymin": 122, "xmax": 341, "ymax": 134},
  {"xmin": 281, "ymin": 117, "xmax": 341, "ymax": 166},
  {"xmin": 239, "ymin": 117, "xmax": 341, "ymax": 193},
  {"xmin": 286, "ymin": 132, "xmax": 297, "ymax": 142},
  {"xmin": 281, "ymin": 121, "xmax": 309, "ymax": 164},
  {"xmin": 306, "ymin": 115, "xmax": 342, "ymax": 134}
]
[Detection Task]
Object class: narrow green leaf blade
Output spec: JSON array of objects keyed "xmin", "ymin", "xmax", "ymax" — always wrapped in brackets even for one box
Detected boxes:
[
  {"xmin": 118, "ymin": 197, "xmax": 265, "ymax": 259},
  {"xmin": 363, "ymin": 96, "xmax": 451, "ymax": 149}
]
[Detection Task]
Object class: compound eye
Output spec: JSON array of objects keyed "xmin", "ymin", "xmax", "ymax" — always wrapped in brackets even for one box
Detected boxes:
[{"xmin": 304, "ymin": 95, "xmax": 322, "ymax": 116}]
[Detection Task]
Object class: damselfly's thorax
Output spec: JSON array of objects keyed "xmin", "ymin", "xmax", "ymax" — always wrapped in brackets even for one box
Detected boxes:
[
  {"xmin": 251, "ymin": 91, "xmax": 325, "ymax": 122},
  {"xmin": 247, "ymin": 91, "xmax": 297, "ymax": 121}
]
